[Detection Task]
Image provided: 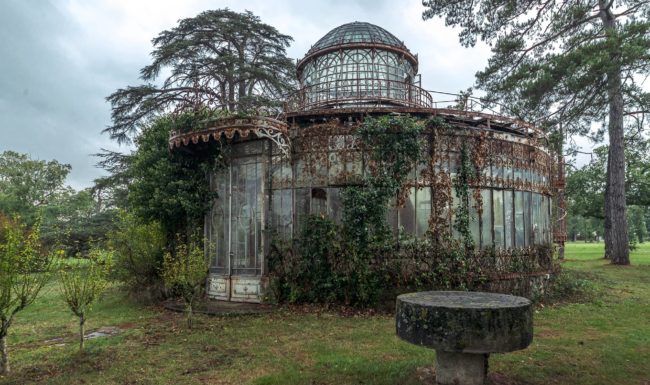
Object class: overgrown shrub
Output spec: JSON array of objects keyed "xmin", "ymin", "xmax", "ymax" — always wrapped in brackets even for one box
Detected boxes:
[
  {"xmin": 161, "ymin": 236, "xmax": 209, "ymax": 329},
  {"xmin": 542, "ymin": 269, "xmax": 597, "ymax": 303},
  {"xmin": 109, "ymin": 212, "xmax": 165, "ymax": 299}
]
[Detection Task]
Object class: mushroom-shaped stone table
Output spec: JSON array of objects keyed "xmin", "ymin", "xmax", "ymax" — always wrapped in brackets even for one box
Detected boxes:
[{"xmin": 396, "ymin": 291, "xmax": 533, "ymax": 385}]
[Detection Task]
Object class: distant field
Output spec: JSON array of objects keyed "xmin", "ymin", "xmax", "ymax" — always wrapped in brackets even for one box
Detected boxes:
[
  {"xmin": 0, "ymin": 243, "xmax": 648, "ymax": 385},
  {"xmin": 563, "ymin": 241, "xmax": 650, "ymax": 266}
]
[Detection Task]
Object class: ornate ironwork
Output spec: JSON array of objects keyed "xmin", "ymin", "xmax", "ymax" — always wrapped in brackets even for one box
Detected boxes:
[{"xmin": 169, "ymin": 116, "xmax": 291, "ymax": 157}]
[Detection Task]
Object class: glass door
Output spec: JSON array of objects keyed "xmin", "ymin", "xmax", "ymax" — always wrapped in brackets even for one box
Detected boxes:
[{"xmin": 207, "ymin": 142, "xmax": 266, "ymax": 302}]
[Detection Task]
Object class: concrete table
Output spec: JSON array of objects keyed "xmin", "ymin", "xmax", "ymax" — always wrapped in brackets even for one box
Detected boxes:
[{"xmin": 396, "ymin": 291, "xmax": 533, "ymax": 385}]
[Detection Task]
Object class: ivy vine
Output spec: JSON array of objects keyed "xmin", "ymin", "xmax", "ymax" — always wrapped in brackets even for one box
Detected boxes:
[{"xmin": 454, "ymin": 143, "xmax": 475, "ymax": 250}]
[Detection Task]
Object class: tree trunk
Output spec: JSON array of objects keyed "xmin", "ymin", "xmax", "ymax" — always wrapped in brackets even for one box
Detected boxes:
[
  {"xmin": 0, "ymin": 334, "xmax": 8, "ymax": 375},
  {"xmin": 79, "ymin": 316, "xmax": 85, "ymax": 351},
  {"xmin": 600, "ymin": 2, "xmax": 630, "ymax": 265},
  {"xmin": 557, "ymin": 124, "xmax": 565, "ymax": 260},
  {"xmin": 604, "ymin": 147, "xmax": 612, "ymax": 259}
]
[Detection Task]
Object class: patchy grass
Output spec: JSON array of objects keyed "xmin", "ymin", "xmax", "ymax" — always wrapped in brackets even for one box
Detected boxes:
[{"xmin": 1, "ymin": 243, "xmax": 649, "ymax": 385}]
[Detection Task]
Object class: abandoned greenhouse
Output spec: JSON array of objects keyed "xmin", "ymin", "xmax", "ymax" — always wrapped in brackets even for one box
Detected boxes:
[{"xmin": 168, "ymin": 22, "xmax": 562, "ymax": 303}]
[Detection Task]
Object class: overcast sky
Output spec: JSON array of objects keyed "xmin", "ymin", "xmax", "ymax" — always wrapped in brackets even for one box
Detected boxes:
[{"xmin": 0, "ymin": 0, "xmax": 569, "ymax": 189}]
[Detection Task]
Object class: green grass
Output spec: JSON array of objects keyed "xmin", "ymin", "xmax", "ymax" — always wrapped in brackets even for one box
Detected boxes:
[{"xmin": 1, "ymin": 243, "xmax": 649, "ymax": 385}]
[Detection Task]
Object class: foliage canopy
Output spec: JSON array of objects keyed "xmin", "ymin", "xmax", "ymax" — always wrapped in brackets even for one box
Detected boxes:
[{"xmin": 105, "ymin": 8, "xmax": 296, "ymax": 143}]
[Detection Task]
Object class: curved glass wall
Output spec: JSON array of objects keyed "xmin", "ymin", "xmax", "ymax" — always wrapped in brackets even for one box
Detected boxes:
[
  {"xmin": 299, "ymin": 49, "xmax": 416, "ymax": 108},
  {"xmin": 263, "ymin": 129, "xmax": 553, "ymax": 248}
]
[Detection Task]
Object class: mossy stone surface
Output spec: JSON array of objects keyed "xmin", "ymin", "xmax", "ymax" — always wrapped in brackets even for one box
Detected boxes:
[{"xmin": 396, "ymin": 291, "xmax": 533, "ymax": 354}]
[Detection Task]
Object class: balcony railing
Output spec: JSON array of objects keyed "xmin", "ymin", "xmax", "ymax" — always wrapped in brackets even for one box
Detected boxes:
[{"xmin": 285, "ymin": 78, "xmax": 434, "ymax": 111}]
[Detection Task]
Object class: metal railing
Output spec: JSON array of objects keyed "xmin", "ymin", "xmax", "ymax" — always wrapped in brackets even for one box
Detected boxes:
[{"xmin": 285, "ymin": 78, "xmax": 434, "ymax": 111}]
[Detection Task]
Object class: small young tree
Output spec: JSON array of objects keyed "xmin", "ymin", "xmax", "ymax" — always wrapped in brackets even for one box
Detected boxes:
[
  {"xmin": 59, "ymin": 248, "xmax": 112, "ymax": 351},
  {"xmin": 0, "ymin": 216, "xmax": 54, "ymax": 375},
  {"xmin": 161, "ymin": 238, "xmax": 208, "ymax": 329}
]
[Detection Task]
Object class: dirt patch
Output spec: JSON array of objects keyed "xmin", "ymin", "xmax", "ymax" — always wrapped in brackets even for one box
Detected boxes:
[
  {"xmin": 406, "ymin": 367, "xmax": 531, "ymax": 385},
  {"xmin": 488, "ymin": 372, "xmax": 533, "ymax": 385}
]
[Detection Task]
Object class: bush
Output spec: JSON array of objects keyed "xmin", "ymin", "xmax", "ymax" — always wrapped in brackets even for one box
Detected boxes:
[
  {"xmin": 109, "ymin": 212, "xmax": 165, "ymax": 299},
  {"xmin": 161, "ymin": 236, "xmax": 208, "ymax": 329},
  {"xmin": 269, "ymin": 215, "xmax": 342, "ymax": 304},
  {"xmin": 543, "ymin": 269, "xmax": 597, "ymax": 303}
]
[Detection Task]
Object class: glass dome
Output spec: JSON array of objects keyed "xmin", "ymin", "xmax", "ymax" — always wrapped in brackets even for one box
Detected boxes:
[
  {"xmin": 294, "ymin": 22, "xmax": 430, "ymax": 110},
  {"xmin": 307, "ymin": 21, "xmax": 407, "ymax": 54}
]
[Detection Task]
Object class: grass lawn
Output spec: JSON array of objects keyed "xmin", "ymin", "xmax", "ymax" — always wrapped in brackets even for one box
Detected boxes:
[{"xmin": 1, "ymin": 242, "xmax": 649, "ymax": 385}]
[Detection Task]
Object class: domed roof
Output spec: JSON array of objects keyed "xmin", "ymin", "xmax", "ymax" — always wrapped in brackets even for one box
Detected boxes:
[{"xmin": 308, "ymin": 21, "xmax": 407, "ymax": 54}]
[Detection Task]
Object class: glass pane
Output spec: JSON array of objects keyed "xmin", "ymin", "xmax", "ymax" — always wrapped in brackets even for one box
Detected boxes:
[
  {"xmin": 524, "ymin": 192, "xmax": 532, "ymax": 246},
  {"xmin": 231, "ymin": 160, "xmax": 262, "ymax": 274},
  {"xmin": 481, "ymin": 189, "xmax": 492, "ymax": 247},
  {"xmin": 532, "ymin": 193, "xmax": 541, "ymax": 244},
  {"xmin": 271, "ymin": 189, "xmax": 293, "ymax": 240},
  {"xmin": 416, "ymin": 188, "xmax": 431, "ymax": 237},
  {"xmin": 210, "ymin": 169, "xmax": 228, "ymax": 271},
  {"xmin": 493, "ymin": 190, "xmax": 504, "ymax": 248},
  {"xmin": 504, "ymin": 190, "xmax": 513, "ymax": 248},
  {"xmin": 514, "ymin": 191, "xmax": 525, "ymax": 247}
]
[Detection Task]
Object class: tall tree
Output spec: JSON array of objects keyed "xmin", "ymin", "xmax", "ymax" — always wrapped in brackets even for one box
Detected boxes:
[
  {"xmin": 0, "ymin": 151, "xmax": 71, "ymax": 224},
  {"xmin": 423, "ymin": 1, "xmax": 650, "ymax": 265},
  {"xmin": 105, "ymin": 9, "xmax": 296, "ymax": 143},
  {"xmin": 126, "ymin": 114, "xmax": 219, "ymax": 240},
  {"xmin": 567, "ymin": 139, "xmax": 650, "ymax": 218}
]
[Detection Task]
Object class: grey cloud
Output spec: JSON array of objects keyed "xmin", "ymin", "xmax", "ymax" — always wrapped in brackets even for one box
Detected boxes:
[{"xmin": 0, "ymin": 0, "xmax": 482, "ymax": 189}]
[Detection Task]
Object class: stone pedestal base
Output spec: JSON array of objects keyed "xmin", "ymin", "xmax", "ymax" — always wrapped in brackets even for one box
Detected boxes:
[{"xmin": 435, "ymin": 351, "xmax": 488, "ymax": 385}]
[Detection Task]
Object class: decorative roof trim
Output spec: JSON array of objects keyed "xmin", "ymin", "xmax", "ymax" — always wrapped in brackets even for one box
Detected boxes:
[{"xmin": 169, "ymin": 116, "xmax": 291, "ymax": 157}]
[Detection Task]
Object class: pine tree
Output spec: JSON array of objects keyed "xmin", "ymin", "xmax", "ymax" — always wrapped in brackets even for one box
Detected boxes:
[{"xmin": 423, "ymin": 1, "xmax": 650, "ymax": 265}]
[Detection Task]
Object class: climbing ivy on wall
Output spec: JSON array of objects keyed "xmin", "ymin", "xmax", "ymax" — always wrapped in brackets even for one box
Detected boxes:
[
  {"xmin": 268, "ymin": 114, "xmax": 557, "ymax": 307},
  {"xmin": 341, "ymin": 115, "xmax": 423, "ymax": 252},
  {"xmin": 454, "ymin": 143, "xmax": 475, "ymax": 250}
]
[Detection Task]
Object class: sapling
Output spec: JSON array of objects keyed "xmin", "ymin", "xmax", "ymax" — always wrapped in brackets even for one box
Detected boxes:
[
  {"xmin": 59, "ymin": 248, "xmax": 112, "ymax": 351},
  {"xmin": 0, "ymin": 216, "xmax": 54, "ymax": 375}
]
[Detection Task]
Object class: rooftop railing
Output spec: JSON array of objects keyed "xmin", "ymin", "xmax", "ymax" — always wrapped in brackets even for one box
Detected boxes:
[{"xmin": 285, "ymin": 78, "xmax": 434, "ymax": 111}]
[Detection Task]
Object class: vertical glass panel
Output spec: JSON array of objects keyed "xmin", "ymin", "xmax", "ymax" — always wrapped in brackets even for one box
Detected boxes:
[
  {"xmin": 210, "ymin": 169, "xmax": 229, "ymax": 271},
  {"xmin": 481, "ymin": 189, "xmax": 492, "ymax": 247},
  {"xmin": 398, "ymin": 187, "xmax": 416, "ymax": 236},
  {"xmin": 524, "ymin": 192, "xmax": 532, "ymax": 246},
  {"xmin": 416, "ymin": 187, "xmax": 431, "ymax": 237},
  {"xmin": 230, "ymin": 160, "xmax": 259, "ymax": 273},
  {"xmin": 504, "ymin": 190, "xmax": 514, "ymax": 248},
  {"xmin": 271, "ymin": 189, "xmax": 293, "ymax": 241},
  {"xmin": 542, "ymin": 196, "xmax": 551, "ymax": 243},
  {"xmin": 493, "ymin": 190, "xmax": 504, "ymax": 248},
  {"xmin": 531, "ymin": 193, "xmax": 541, "ymax": 244},
  {"xmin": 514, "ymin": 191, "xmax": 525, "ymax": 247}
]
